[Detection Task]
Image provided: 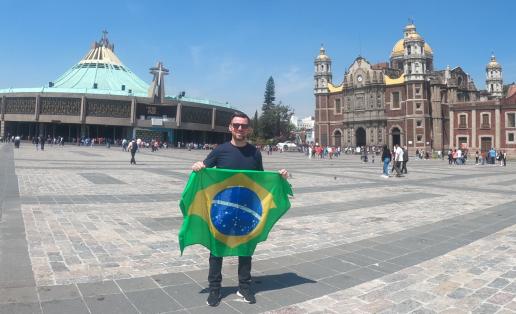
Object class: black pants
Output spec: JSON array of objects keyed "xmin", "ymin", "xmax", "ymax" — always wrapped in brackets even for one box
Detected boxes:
[
  {"xmin": 208, "ymin": 254, "xmax": 251, "ymax": 290},
  {"xmin": 401, "ymin": 161, "xmax": 407, "ymax": 174},
  {"xmin": 393, "ymin": 161, "xmax": 402, "ymax": 175},
  {"xmin": 130, "ymin": 152, "xmax": 136, "ymax": 164}
]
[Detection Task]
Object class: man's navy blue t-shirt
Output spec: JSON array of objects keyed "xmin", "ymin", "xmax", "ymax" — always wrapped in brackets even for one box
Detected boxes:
[{"xmin": 203, "ymin": 142, "xmax": 263, "ymax": 171}]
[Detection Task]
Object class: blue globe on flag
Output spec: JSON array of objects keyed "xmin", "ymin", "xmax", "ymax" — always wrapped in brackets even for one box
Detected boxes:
[{"xmin": 210, "ymin": 186, "xmax": 263, "ymax": 236}]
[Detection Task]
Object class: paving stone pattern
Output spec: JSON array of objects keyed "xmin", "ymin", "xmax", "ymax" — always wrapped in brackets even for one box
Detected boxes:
[{"xmin": 0, "ymin": 143, "xmax": 515, "ymax": 313}]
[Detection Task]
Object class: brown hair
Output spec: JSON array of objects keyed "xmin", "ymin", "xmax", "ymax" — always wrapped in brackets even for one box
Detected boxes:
[{"xmin": 230, "ymin": 112, "xmax": 250, "ymax": 124}]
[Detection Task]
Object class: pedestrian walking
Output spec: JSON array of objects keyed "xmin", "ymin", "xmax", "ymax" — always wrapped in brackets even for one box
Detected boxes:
[
  {"xmin": 129, "ymin": 139, "xmax": 137, "ymax": 165},
  {"xmin": 381, "ymin": 145, "xmax": 390, "ymax": 178},
  {"xmin": 401, "ymin": 145, "xmax": 408, "ymax": 174}
]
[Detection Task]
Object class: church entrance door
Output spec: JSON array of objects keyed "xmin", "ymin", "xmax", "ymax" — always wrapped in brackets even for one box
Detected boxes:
[
  {"xmin": 480, "ymin": 137, "xmax": 492, "ymax": 153},
  {"xmin": 356, "ymin": 127, "xmax": 366, "ymax": 147},
  {"xmin": 334, "ymin": 130, "xmax": 342, "ymax": 148},
  {"xmin": 391, "ymin": 127, "xmax": 401, "ymax": 146}
]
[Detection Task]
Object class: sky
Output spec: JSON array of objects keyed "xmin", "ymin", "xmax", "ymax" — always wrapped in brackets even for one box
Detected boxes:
[{"xmin": 0, "ymin": 0, "xmax": 515, "ymax": 117}]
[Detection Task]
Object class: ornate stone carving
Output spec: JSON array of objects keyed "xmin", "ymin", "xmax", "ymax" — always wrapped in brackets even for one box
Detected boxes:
[
  {"xmin": 215, "ymin": 110, "xmax": 233, "ymax": 127},
  {"xmin": 181, "ymin": 106, "xmax": 212, "ymax": 124},
  {"xmin": 5, "ymin": 97, "xmax": 36, "ymax": 114},
  {"xmin": 355, "ymin": 94, "xmax": 365, "ymax": 110},
  {"xmin": 86, "ymin": 99, "xmax": 131, "ymax": 118},
  {"xmin": 40, "ymin": 97, "xmax": 80, "ymax": 116}
]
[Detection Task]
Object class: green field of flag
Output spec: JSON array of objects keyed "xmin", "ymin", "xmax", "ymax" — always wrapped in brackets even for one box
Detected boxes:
[{"xmin": 179, "ymin": 168, "xmax": 293, "ymax": 257}]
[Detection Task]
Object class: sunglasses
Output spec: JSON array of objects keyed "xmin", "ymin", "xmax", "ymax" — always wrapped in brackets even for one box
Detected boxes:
[{"xmin": 231, "ymin": 123, "xmax": 250, "ymax": 130}]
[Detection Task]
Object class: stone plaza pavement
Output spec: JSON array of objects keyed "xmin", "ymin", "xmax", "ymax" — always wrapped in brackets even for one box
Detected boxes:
[{"xmin": 0, "ymin": 143, "xmax": 515, "ymax": 314}]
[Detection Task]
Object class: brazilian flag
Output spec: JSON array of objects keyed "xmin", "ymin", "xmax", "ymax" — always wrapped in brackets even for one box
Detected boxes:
[{"xmin": 179, "ymin": 168, "xmax": 293, "ymax": 257}]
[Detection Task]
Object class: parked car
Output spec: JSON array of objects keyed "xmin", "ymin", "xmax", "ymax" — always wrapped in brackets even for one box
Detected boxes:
[{"xmin": 277, "ymin": 141, "xmax": 297, "ymax": 152}]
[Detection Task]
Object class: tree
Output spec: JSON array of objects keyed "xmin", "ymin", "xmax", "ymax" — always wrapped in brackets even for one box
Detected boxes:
[
  {"xmin": 263, "ymin": 76, "xmax": 275, "ymax": 111},
  {"xmin": 252, "ymin": 110, "xmax": 259, "ymax": 129},
  {"xmin": 274, "ymin": 102, "xmax": 295, "ymax": 140},
  {"xmin": 251, "ymin": 110, "xmax": 260, "ymax": 139},
  {"xmin": 258, "ymin": 76, "xmax": 294, "ymax": 140}
]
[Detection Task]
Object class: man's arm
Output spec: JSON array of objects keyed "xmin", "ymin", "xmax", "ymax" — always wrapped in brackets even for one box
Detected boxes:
[{"xmin": 192, "ymin": 161, "xmax": 206, "ymax": 172}]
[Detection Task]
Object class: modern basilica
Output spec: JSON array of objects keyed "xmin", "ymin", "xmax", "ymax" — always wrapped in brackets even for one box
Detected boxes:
[
  {"xmin": 0, "ymin": 32, "xmax": 240, "ymax": 145},
  {"xmin": 314, "ymin": 22, "xmax": 510, "ymax": 154}
]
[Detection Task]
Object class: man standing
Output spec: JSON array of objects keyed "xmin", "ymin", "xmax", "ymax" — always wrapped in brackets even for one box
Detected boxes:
[
  {"xmin": 39, "ymin": 135, "xmax": 45, "ymax": 151},
  {"xmin": 191, "ymin": 112, "xmax": 288, "ymax": 307},
  {"xmin": 401, "ymin": 145, "xmax": 408, "ymax": 174},
  {"xmin": 381, "ymin": 145, "xmax": 391, "ymax": 178},
  {"xmin": 489, "ymin": 147, "xmax": 496, "ymax": 165},
  {"xmin": 394, "ymin": 144, "xmax": 404, "ymax": 177},
  {"xmin": 129, "ymin": 139, "xmax": 137, "ymax": 165}
]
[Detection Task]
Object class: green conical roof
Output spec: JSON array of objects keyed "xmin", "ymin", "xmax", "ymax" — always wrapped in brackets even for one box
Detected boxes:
[{"xmin": 49, "ymin": 32, "xmax": 149, "ymax": 96}]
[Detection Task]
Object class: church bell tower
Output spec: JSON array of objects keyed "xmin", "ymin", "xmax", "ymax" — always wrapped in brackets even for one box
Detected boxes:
[
  {"xmin": 314, "ymin": 45, "xmax": 332, "ymax": 95},
  {"xmin": 486, "ymin": 54, "xmax": 503, "ymax": 98}
]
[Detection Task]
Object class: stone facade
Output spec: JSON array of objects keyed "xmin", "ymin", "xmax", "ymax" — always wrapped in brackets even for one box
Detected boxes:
[{"xmin": 314, "ymin": 22, "xmax": 480, "ymax": 154}]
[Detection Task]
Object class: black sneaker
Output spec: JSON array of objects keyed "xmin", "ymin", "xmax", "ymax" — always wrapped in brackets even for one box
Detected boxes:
[
  {"xmin": 206, "ymin": 289, "xmax": 221, "ymax": 307},
  {"xmin": 237, "ymin": 288, "xmax": 256, "ymax": 304}
]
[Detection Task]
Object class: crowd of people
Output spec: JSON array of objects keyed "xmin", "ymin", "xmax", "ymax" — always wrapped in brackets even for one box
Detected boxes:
[
  {"xmin": 380, "ymin": 144, "xmax": 409, "ymax": 178},
  {"xmin": 2, "ymin": 132, "xmax": 510, "ymax": 169},
  {"xmin": 472, "ymin": 148, "xmax": 507, "ymax": 166},
  {"xmin": 445, "ymin": 147, "xmax": 508, "ymax": 166}
]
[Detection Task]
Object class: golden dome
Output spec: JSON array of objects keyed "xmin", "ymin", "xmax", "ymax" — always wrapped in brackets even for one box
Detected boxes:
[
  {"xmin": 316, "ymin": 46, "xmax": 331, "ymax": 61},
  {"xmin": 390, "ymin": 38, "xmax": 433, "ymax": 57}
]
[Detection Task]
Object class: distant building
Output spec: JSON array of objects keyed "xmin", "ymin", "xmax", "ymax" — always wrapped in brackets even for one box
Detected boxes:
[
  {"xmin": 0, "ymin": 32, "xmax": 241, "ymax": 144},
  {"xmin": 291, "ymin": 115, "xmax": 315, "ymax": 144},
  {"xmin": 314, "ymin": 22, "xmax": 483, "ymax": 153},
  {"xmin": 449, "ymin": 82, "xmax": 516, "ymax": 155}
]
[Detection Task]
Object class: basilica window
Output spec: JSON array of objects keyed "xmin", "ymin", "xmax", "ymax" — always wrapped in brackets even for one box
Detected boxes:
[
  {"xmin": 508, "ymin": 132, "xmax": 515, "ymax": 143},
  {"xmin": 415, "ymin": 85, "xmax": 421, "ymax": 95},
  {"xmin": 459, "ymin": 114, "xmax": 467, "ymax": 129},
  {"xmin": 415, "ymin": 102, "xmax": 422, "ymax": 111},
  {"xmin": 506, "ymin": 112, "xmax": 516, "ymax": 128},
  {"xmin": 391, "ymin": 92, "xmax": 400, "ymax": 109},
  {"xmin": 417, "ymin": 135, "xmax": 423, "ymax": 142},
  {"xmin": 481, "ymin": 113, "xmax": 491, "ymax": 129},
  {"xmin": 335, "ymin": 98, "xmax": 341, "ymax": 114},
  {"xmin": 416, "ymin": 120, "xmax": 423, "ymax": 128},
  {"xmin": 458, "ymin": 137, "xmax": 468, "ymax": 146}
]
